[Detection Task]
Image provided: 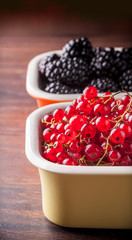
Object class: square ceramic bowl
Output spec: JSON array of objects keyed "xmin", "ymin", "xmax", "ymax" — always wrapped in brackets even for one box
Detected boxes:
[
  {"xmin": 26, "ymin": 48, "xmax": 128, "ymax": 108},
  {"xmin": 26, "ymin": 50, "xmax": 81, "ymax": 108},
  {"xmin": 25, "ymin": 102, "xmax": 132, "ymax": 229}
]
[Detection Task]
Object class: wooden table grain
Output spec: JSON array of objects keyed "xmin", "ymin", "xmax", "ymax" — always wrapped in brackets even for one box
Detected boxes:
[{"xmin": 0, "ymin": 15, "xmax": 132, "ymax": 239}]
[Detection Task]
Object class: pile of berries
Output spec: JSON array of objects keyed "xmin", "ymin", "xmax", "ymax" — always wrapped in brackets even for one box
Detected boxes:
[
  {"xmin": 41, "ymin": 86, "xmax": 132, "ymax": 166},
  {"xmin": 39, "ymin": 37, "xmax": 132, "ymax": 94}
]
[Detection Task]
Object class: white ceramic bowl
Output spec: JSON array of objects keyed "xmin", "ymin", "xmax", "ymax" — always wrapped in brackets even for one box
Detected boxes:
[
  {"xmin": 26, "ymin": 48, "xmax": 132, "ymax": 108},
  {"xmin": 25, "ymin": 102, "xmax": 132, "ymax": 229}
]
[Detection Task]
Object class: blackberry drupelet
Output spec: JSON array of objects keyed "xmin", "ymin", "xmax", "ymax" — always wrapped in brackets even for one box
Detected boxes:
[
  {"xmin": 39, "ymin": 54, "xmax": 60, "ymax": 76},
  {"xmin": 118, "ymin": 69, "xmax": 132, "ymax": 91},
  {"xmin": 62, "ymin": 37, "xmax": 93, "ymax": 61},
  {"xmin": 45, "ymin": 57, "xmax": 91, "ymax": 87},
  {"xmin": 88, "ymin": 77, "xmax": 119, "ymax": 92},
  {"xmin": 44, "ymin": 81, "xmax": 82, "ymax": 94}
]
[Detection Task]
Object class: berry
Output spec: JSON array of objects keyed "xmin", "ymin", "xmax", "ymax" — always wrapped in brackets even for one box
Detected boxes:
[
  {"xmin": 120, "ymin": 141, "xmax": 132, "ymax": 156},
  {"xmin": 69, "ymin": 140, "xmax": 82, "ymax": 152},
  {"xmin": 81, "ymin": 123, "xmax": 96, "ymax": 139},
  {"xmin": 128, "ymin": 115, "xmax": 132, "ymax": 127},
  {"xmin": 96, "ymin": 116, "xmax": 111, "ymax": 132},
  {"xmin": 69, "ymin": 115, "xmax": 87, "ymax": 131},
  {"xmin": 119, "ymin": 123, "xmax": 132, "ymax": 138},
  {"xmin": 76, "ymin": 101, "xmax": 92, "ymax": 115},
  {"xmin": 65, "ymin": 129, "xmax": 77, "ymax": 142},
  {"xmin": 62, "ymin": 37, "xmax": 93, "ymax": 60},
  {"xmin": 118, "ymin": 69, "xmax": 132, "ymax": 91},
  {"xmin": 62, "ymin": 158, "xmax": 77, "ymax": 166},
  {"xmin": 44, "ymin": 148, "xmax": 56, "ymax": 162},
  {"xmin": 110, "ymin": 128, "xmax": 126, "ymax": 144},
  {"xmin": 85, "ymin": 144, "xmax": 101, "ymax": 161},
  {"xmin": 83, "ymin": 86, "xmax": 98, "ymax": 99},
  {"xmin": 43, "ymin": 128, "xmax": 53, "ymax": 142},
  {"xmin": 44, "ymin": 81, "xmax": 81, "ymax": 94},
  {"xmin": 108, "ymin": 150, "xmax": 121, "ymax": 163},
  {"xmin": 120, "ymin": 156, "xmax": 132, "ymax": 166},
  {"xmin": 56, "ymin": 133, "xmax": 66, "ymax": 143},
  {"xmin": 53, "ymin": 109, "xmax": 65, "ymax": 122},
  {"xmin": 88, "ymin": 77, "xmax": 119, "ymax": 93}
]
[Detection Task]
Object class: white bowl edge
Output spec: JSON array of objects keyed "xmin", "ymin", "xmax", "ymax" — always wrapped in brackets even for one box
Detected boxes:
[{"xmin": 25, "ymin": 102, "xmax": 132, "ymax": 175}]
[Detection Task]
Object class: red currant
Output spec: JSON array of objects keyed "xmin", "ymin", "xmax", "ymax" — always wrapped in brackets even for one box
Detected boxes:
[
  {"xmin": 110, "ymin": 128, "xmax": 126, "ymax": 144},
  {"xmin": 121, "ymin": 95, "xmax": 130, "ymax": 105},
  {"xmin": 69, "ymin": 115, "xmax": 87, "ymax": 131},
  {"xmin": 43, "ymin": 128, "xmax": 53, "ymax": 142},
  {"xmin": 53, "ymin": 109, "xmax": 65, "ymax": 122},
  {"xmin": 120, "ymin": 155, "xmax": 132, "ymax": 166},
  {"xmin": 120, "ymin": 140, "xmax": 132, "ymax": 156},
  {"xmin": 56, "ymin": 133, "xmax": 66, "ymax": 143},
  {"xmin": 108, "ymin": 149, "xmax": 121, "ymax": 163},
  {"xmin": 83, "ymin": 86, "xmax": 98, "ymax": 99},
  {"xmin": 44, "ymin": 148, "xmax": 56, "ymax": 162},
  {"xmin": 54, "ymin": 141, "xmax": 64, "ymax": 152},
  {"xmin": 85, "ymin": 144, "xmax": 101, "ymax": 161},
  {"xmin": 76, "ymin": 101, "xmax": 92, "ymax": 115},
  {"xmin": 81, "ymin": 123, "xmax": 96, "ymax": 139},
  {"xmin": 69, "ymin": 140, "xmax": 82, "ymax": 152},
  {"xmin": 128, "ymin": 115, "xmax": 132, "ymax": 127},
  {"xmin": 65, "ymin": 129, "xmax": 77, "ymax": 142},
  {"xmin": 62, "ymin": 158, "xmax": 77, "ymax": 165},
  {"xmin": 119, "ymin": 123, "xmax": 132, "ymax": 138},
  {"xmin": 96, "ymin": 116, "xmax": 111, "ymax": 132}
]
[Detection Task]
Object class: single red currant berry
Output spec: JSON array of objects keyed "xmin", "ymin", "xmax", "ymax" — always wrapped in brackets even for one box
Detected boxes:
[
  {"xmin": 117, "ymin": 104, "xmax": 126, "ymax": 115},
  {"xmin": 96, "ymin": 116, "xmax": 111, "ymax": 132},
  {"xmin": 119, "ymin": 123, "xmax": 132, "ymax": 138},
  {"xmin": 83, "ymin": 86, "xmax": 98, "ymax": 99},
  {"xmin": 54, "ymin": 141, "xmax": 64, "ymax": 152},
  {"xmin": 64, "ymin": 123, "xmax": 71, "ymax": 131},
  {"xmin": 120, "ymin": 155, "xmax": 132, "ymax": 166},
  {"xmin": 62, "ymin": 158, "xmax": 77, "ymax": 165},
  {"xmin": 65, "ymin": 129, "xmax": 77, "ymax": 142},
  {"xmin": 44, "ymin": 148, "xmax": 56, "ymax": 162},
  {"xmin": 85, "ymin": 143, "xmax": 101, "ymax": 161},
  {"xmin": 108, "ymin": 149, "xmax": 121, "ymax": 163},
  {"xmin": 120, "ymin": 141, "xmax": 132, "ymax": 156},
  {"xmin": 76, "ymin": 101, "xmax": 92, "ymax": 115},
  {"xmin": 56, "ymin": 133, "xmax": 66, "ymax": 143},
  {"xmin": 42, "ymin": 114, "xmax": 53, "ymax": 128},
  {"xmin": 70, "ymin": 152, "xmax": 82, "ymax": 160},
  {"xmin": 65, "ymin": 105, "xmax": 77, "ymax": 119},
  {"xmin": 56, "ymin": 122, "xmax": 66, "ymax": 132},
  {"xmin": 69, "ymin": 140, "xmax": 82, "ymax": 152},
  {"xmin": 110, "ymin": 128, "xmax": 126, "ymax": 144},
  {"xmin": 94, "ymin": 103, "xmax": 104, "ymax": 116},
  {"xmin": 128, "ymin": 115, "xmax": 132, "ymax": 127},
  {"xmin": 53, "ymin": 109, "xmax": 65, "ymax": 122},
  {"xmin": 124, "ymin": 113, "xmax": 131, "ymax": 122},
  {"xmin": 121, "ymin": 95, "xmax": 130, "ymax": 105},
  {"xmin": 56, "ymin": 151, "xmax": 68, "ymax": 163},
  {"xmin": 81, "ymin": 123, "xmax": 96, "ymax": 139},
  {"xmin": 43, "ymin": 128, "xmax": 53, "ymax": 142},
  {"xmin": 69, "ymin": 115, "xmax": 87, "ymax": 131}
]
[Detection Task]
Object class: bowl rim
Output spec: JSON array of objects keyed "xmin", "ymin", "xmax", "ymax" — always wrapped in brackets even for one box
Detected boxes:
[
  {"xmin": 25, "ymin": 102, "xmax": 132, "ymax": 175},
  {"xmin": 26, "ymin": 48, "xmax": 130, "ymax": 101}
]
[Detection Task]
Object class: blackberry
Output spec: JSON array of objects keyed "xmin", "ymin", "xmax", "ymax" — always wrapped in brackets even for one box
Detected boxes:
[
  {"xmin": 88, "ymin": 77, "xmax": 119, "ymax": 92},
  {"xmin": 62, "ymin": 37, "xmax": 93, "ymax": 61},
  {"xmin": 90, "ymin": 48, "xmax": 114, "ymax": 78},
  {"xmin": 45, "ymin": 57, "xmax": 90, "ymax": 87},
  {"xmin": 39, "ymin": 54, "xmax": 60, "ymax": 76},
  {"xmin": 44, "ymin": 81, "xmax": 82, "ymax": 94},
  {"xmin": 121, "ymin": 48, "xmax": 132, "ymax": 70},
  {"xmin": 118, "ymin": 69, "xmax": 132, "ymax": 91}
]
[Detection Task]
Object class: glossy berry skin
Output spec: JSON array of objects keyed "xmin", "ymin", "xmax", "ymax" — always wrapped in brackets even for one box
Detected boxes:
[
  {"xmin": 56, "ymin": 151, "xmax": 68, "ymax": 164},
  {"xmin": 117, "ymin": 105, "xmax": 126, "ymax": 115},
  {"xmin": 69, "ymin": 140, "xmax": 82, "ymax": 152},
  {"xmin": 120, "ymin": 155, "xmax": 132, "ymax": 166},
  {"xmin": 54, "ymin": 141, "xmax": 64, "ymax": 152},
  {"xmin": 108, "ymin": 149, "xmax": 121, "ymax": 163},
  {"xmin": 42, "ymin": 114, "xmax": 53, "ymax": 128},
  {"xmin": 76, "ymin": 101, "xmax": 92, "ymax": 115},
  {"xmin": 85, "ymin": 144, "xmax": 101, "ymax": 161},
  {"xmin": 81, "ymin": 123, "xmax": 96, "ymax": 139},
  {"xmin": 43, "ymin": 128, "xmax": 53, "ymax": 142},
  {"xmin": 121, "ymin": 95, "xmax": 130, "ymax": 105},
  {"xmin": 62, "ymin": 158, "xmax": 77, "ymax": 165},
  {"xmin": 119, "ymin": 123, "xmax": 132, "ymax": 138},
  {"xmin": 94, "ymin": 103, "xmax": 111, "ymax": 116},
  {"xmin": 65, "ymin": 129, "xmax": 77, "ymax": 142},
  {"xmin": 83, "ymin": 86, "xmax": 98, "ymax": 99},
  {"xmin": 56, "ymin": 133, "xmax": 66, "ymax": 143},
  {"xmin": 110, "ymin": 128, "xmax": 126, "ymax": 144},
  {"xmin": 96, "ymin": 116, "xmax": 111, "ymax": 132},
  {"xmin": 69, "ymin": 115, "xmax": 87, "ymax": 131},
  {"xmin": 120, "ymin": 141, "xmax": 132, "ymax": 156},
  {"xmin": 65, "ymin": 105, "xmax": 77, "ymax": 119},
  {"xmin": 44, "ymin": 148, "xmax": 56, "ymax": 162},
  {"xmin": 53, "ymin": 109, "xmax": 65, "ymax": 122}
]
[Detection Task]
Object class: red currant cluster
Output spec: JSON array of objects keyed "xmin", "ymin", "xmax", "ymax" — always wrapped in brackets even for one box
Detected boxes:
[{"xmin": 41, "ymin": 86, "xmax": 132, "ymax": 166}]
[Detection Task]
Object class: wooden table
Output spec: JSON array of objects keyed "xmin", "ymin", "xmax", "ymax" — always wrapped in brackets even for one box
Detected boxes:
[{"xmin": 0, "ymin": 15, "xmax": 132, "ymax": 239}]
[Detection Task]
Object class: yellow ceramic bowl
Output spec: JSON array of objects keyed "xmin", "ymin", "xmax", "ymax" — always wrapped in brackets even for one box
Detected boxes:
[{"xmin": 25, "ymin": 102, "xmax": 132, "ymax": 229}]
